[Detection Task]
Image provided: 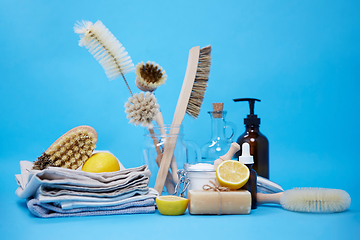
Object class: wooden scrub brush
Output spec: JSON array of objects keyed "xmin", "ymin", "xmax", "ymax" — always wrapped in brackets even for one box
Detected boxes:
[
  {"xmin": 33, "ymin": 126, "xmax": 97, "ymax": 170},
  {"xmin": 154, "ymin": 45, "xmax": 212, "ymax": 194},
  {"xmin": 186, "ymin": 45, "xmax": 212, "ymax": 119}
]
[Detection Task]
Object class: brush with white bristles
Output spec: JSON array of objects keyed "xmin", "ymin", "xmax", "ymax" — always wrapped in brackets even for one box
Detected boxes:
[
  {"xmin": 124, "ymin": 91, "xmax": 160, "ymax": 128},
  {"xmin": 74, "ymin": 20, "xmax": 135, "ymax": 95},
  {"xmin": 257, "ymin": 188, "xmax": 351, "ymax": 213},
  {"xmin": 74, "ymin": 20, "xmax": 160, "ymax": 128}
]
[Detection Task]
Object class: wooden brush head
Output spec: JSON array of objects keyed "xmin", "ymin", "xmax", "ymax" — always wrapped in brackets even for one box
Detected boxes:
[
  {"xmin": 186, "ymin": 45, "xmax": 212, "ymax": 119},
  {"xmin": 33, "ymin": 126, "xmax": 97, "ymax": 170}
]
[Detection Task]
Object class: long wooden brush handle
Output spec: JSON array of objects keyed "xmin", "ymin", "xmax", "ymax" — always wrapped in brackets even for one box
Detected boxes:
[
  {"xmin": 148, "ymin": 128, "xmax": 175, "ymax": 193},
  {"xmin": 257, "ymin": 192, "xmax": 283, "ymax": 204},
  {"xmin": 154, "ymin": 46, "xmax": 200, "ymax": 194},
  {"xmin": 155, "ymin": 111, "xmax": 179, "ymax": 183},
  {"xmin": 155, "ymin": 111, "xmax": 166, "ymax": 129}
]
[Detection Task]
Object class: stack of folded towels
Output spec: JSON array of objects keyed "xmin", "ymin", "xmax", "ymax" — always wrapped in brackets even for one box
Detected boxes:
[{"xmin": 15, "ymin": 161, "xmax": 158, "ymax": 218}]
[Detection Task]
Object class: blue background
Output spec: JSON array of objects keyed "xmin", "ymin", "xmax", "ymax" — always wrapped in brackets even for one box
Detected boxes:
[{"xmin": 0, "ymin": 0, "xmax": 359, "ymax": 239}]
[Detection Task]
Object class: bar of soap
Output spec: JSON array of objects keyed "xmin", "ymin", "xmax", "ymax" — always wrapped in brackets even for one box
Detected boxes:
[{"xmin": 188, "ymin": 190, "xmax": 251, "ymax": 215}]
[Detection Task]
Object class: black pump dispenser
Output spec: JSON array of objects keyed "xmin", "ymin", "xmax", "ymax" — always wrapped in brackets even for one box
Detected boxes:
[
  {"xmin": 233, "ymin": 98, "xmax": 269, "ymax": 179},
  {"xmin": 235, "ymin": 98, "xmax": 261, "ymax": 126}
]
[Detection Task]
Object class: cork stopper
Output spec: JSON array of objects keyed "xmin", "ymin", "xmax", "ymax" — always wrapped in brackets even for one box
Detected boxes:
[{"xmin": 212, "ymin": 103, "xmax": 223, "ymax": 118}]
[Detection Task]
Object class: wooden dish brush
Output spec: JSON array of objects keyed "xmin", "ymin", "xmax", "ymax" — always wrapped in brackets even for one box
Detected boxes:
[{"xmin": 154, "ymin": 45, "xmax": 212, "ymax": 194}]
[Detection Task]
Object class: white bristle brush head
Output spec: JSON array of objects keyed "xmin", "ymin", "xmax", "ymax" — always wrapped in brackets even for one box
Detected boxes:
[
  {"xmin": 124, "ymin": 92, "xmax": 159, "ymax": 128},
  {"xmin": 280, "ymin": 188, "xmax": 351, "ymax": 213},
  {"xmin": 74, "ymin": 20, "xmax": 135, "ymax": 80}
]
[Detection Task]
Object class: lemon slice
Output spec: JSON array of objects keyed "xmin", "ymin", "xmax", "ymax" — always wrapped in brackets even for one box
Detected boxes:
[
  {"xmin": 156, "ymin": 196, "xmax": 189, "ymax": 216},
  {"xmin": 216, "ymin": 160, "xmax": 250, "ymax": 190}
]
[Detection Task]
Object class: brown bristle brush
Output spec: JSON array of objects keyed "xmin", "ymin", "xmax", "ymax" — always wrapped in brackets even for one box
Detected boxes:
[
  {"xmin": 33, "ymin": 126, "xmax": 97, "ymax": 170},
  {"xmin": 135, "ymin": 61, "xmax": 167, "ymax": 92},
  {"xmin": 186, "ymin": 45, "xmax": 212, "ymax": 119},
  {"xmin": 154, "ymin": 45, "xmax": 212, "ymax": 194}
]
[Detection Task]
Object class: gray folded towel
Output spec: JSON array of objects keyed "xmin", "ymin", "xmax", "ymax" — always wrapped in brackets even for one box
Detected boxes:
[
  {"xmin": 27, "ymin": 198, "xmax": 155, "ymax": 218},
  {"xmin": 38, "ymin": 182, "xmax": 149, "ymax": 198},
  {"xmin": 39, "ymin": 188, "xmax": 159, "ymax": 210},
  {"xmin": 15, "ymin": 160, "xmax": 159, "ymax": 218},
  {"xmin": 16, "ymin": 161, "xmax": 151, "ymax": 199}
]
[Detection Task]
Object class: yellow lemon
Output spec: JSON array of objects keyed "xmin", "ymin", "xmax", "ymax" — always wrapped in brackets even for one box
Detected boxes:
[
  {"xmin": 216, "ymin": 160, "xmax": 250, "ymax": 190},
  {"xmin": 82, "ymin": 152, "xmax": 120, "ymax": 173},
  {"xmin": 156, "ymin": 196, "xmax": 189, "ymax": 216}
]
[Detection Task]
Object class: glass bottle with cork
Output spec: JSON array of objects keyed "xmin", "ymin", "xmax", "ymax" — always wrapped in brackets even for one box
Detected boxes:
[{"xmin": 200, "ymin": 103, "xmax": 236, "ymax": 162}]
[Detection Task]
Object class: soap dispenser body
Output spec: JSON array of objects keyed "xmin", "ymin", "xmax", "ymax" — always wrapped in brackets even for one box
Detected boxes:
[{"xmin": 235, "ymin": 125, "xmax": 269, "ymax": 179}]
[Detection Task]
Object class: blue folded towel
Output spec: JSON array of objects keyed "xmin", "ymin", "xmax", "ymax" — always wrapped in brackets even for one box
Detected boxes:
[{"xmin": 27, "ymin": 198, "xmax": 155, "ymax": 218}]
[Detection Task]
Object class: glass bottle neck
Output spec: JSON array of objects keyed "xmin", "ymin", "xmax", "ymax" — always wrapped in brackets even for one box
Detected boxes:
[{"xmin": 209, "ymin": 112, "xmax": 227, "ymax": 140}]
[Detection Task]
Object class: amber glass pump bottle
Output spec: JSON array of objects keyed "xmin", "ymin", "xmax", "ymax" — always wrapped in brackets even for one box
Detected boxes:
[{"xmin": 233, "ymin": 98, "xmax": 269, "ymax": 179}]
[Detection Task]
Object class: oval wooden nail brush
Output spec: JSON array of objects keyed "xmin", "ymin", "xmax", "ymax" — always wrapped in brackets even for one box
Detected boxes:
[{"xmin": 33, "ymin": 126, "xmax": 97, "ymax": 170}]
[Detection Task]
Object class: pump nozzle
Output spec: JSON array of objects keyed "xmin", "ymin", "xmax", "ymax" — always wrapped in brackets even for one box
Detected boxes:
[{"xmin": 233, "ymin": 98, "xmax": 261, "ymax": 126}]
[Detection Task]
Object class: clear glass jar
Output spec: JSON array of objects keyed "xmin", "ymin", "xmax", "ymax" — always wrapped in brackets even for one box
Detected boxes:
[
  {"xmin": 183, "ymin": 162, "xmax": 216, "ymax": 191},
  {"xmin": 142, "ymin": 124, "xmax": 201, "ymax": 194}
]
